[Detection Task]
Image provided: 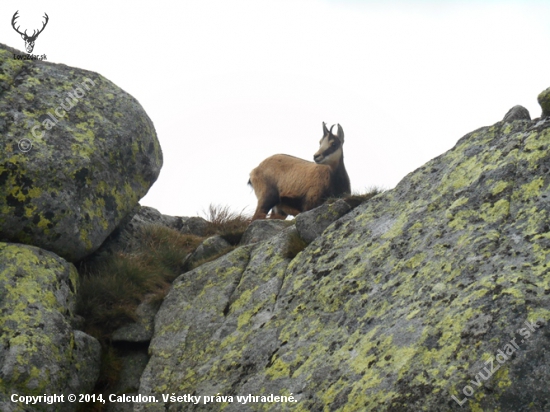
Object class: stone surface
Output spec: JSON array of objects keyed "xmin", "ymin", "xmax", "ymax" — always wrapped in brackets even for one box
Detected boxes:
[
  {"xmin": 111, "ymin": 301, "xmax": 158, "ymax": 343},
  {"xmin": 502, "ymin": 105, "xmax": 530, "ymax": 123},
  {"xmin": 180, "ymin": 216, "xmax": 210, "ymax": 237},
  {"xmin": 0, "ymin": 43, "xmax": 162, "ymax": 262},
  {"xmin": 137, "ymin": 228, "xmax": 294, "ymax": 411},
  {"xmin": 539, "ymin": 87, "xmax": 550, "ymax": 118},
  {"xmin": 129, "ymin": 205, "xmax": 186, "ymax": 231},
  {"xmin": 239, "ymin": 219, "xmax": 291, "ymax": 245},
  {"xmin": 71, "ymin": 331, "xmax": 102, "ymax": 396},
  {"xmin": 184, "ymin": 235, "xmax": 232, "ymax": 269},
  {"xmin": 136, "ymin": 94, "xmax": 550, "ymax": 411},
  {"xmin": 0, "ymin": 243, "xmax": 100, "ymax": 411},
  {"xmin": 106, "ymin": 349, "xmax": 150, "ymax": 412},
  {"xmin": 295, "ymin": 198, "xmax": 351, "ymax": 244},
  {"xmin": 87, "ymin": 205, "xmax": 185, "ymax": 261}
]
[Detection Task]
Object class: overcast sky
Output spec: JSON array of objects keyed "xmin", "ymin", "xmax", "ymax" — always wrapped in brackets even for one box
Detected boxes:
[{"xmin": 2, "ymin": 1, "xmax": 549, "ymax": 218}]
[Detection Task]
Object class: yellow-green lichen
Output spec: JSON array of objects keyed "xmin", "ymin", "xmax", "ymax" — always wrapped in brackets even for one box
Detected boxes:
[
  {"xmin": 0, "ymin": 243, "xmax": 79, "ymax": 398},
  {"xmin": 138, "ymin": 103, "xmax": 550, "ymax": 410}
]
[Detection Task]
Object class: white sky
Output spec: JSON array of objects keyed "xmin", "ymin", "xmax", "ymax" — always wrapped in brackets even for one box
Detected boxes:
[{"xmin": 2, "ymin": 1, "xmax": 549, "ymax": 218}]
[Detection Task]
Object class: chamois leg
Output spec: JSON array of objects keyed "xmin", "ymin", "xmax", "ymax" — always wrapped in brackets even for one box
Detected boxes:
[
  {"xmin": 252, "ymin": 188, "xmax": 280, "ymax": 221},
  {"xmin": 252, "ymin": 206, "xmax": 268, "ymax": 221},
  {"xmin": 269, "ymin": 205, "xmax": 288, "ymax": 220},
  {"xmin": 271, "ymin": 203, "xmax": 302, "ymax": 219}
]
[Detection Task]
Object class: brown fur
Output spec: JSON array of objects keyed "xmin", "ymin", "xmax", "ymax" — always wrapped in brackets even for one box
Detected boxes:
[{"xmin": 249, "ymin": 123, "xmax": 350, "ymax": 221}]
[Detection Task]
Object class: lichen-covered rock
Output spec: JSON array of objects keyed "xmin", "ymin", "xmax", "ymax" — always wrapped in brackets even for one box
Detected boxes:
[
  {"xmin": 0, "ymin": 243, "xmax": 100, "ymax": 411},
  {"xmin": 240, "ymin": 219, "xmax": 291, "ymax": 245},
  {"xmin": 295, "ymin": 198, "xmax": 351, "ymax": 244},
  {"xmin": 184, "ymin": 235, "xmax": 232, "ymax": 269},
  {"xmin": 502, "ymin": 105, "xmax": 530, "ymax": 123},
  {"xmin": 86, "ymin": 205, "xmax": 184, "ymax": 261},
  {"xmin": 279, "ymin": 113, "xmax": 550, "ymax": 411},
  {"xmin": 0, "ymin": 43, "xmax": 162, "ymax": 262},
  {"xmin": 71, "ymin": 331, "xmax": 102, "ymax": 396},
  {"xmin": 137, "ymin": 228, "xmax": 295, "ymax": 411},
  {"xmin": 138, "ymin": 91, "xmax": 550, "ymax": 411},
  {"xmin": 539, "ymin": 87, "xmax": 550, "ymax": 118}
]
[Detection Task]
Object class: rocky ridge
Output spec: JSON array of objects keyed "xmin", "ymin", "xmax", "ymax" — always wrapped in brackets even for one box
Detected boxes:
[
  {"xmin": 1, "ymin": 39, "xmax": 550, "ymax": 411},
  {"xmin": 136, "ymin": 98, "xmax": 550, "ymax": 411},
  {"xmin": 0, "ymin": 42, "xmax": 161, "ymax": 411}
]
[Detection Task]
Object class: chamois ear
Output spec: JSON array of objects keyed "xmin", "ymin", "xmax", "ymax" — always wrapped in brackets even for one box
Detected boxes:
[
  {"xmin": 337, "ymin": 124, "xmax": 344, "ymax": 143},
  {"xmin": 323, "ymin": 122, "xmax": 329, "ymax": 136}
]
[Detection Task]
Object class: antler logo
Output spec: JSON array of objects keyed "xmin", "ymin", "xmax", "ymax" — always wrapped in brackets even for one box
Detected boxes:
[{"xmin": 11, "ymin": 11, "xmax": 49, "ymax": 54}]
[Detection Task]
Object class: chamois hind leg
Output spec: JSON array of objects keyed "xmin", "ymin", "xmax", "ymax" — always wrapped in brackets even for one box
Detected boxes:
[
  {"xmin": 252, "ymin": 199, "xmax": 270, "ymax": 221},
  {"xmin": 271, "ymin": 203, "xmax": 302, "ymax": 219},
  {"xmin": 252, "ymin": 187, "xmax": 280, "ymax": 221},
  {"xmin": 269, "ymin": 205, "xmax": 288, "ymax": 220}
]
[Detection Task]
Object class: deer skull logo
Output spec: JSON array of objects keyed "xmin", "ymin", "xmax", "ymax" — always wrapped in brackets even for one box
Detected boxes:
[{"xmin": 11, "ymin": 11, "xmax": 49, "ymax": 54}]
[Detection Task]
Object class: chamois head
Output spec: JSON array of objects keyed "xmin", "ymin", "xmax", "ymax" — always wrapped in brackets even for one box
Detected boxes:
[{"xmin": 314, "ymin": 122, "xmax": 345, "ymax": 168}]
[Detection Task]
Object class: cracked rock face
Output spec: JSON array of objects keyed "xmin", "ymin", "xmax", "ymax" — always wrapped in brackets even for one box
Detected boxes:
[
  {"xmin": 137, "ymin": 228, "xmax": 293, "ymax": 412},
  {"xmin": 295, "ymin": 198, "xmax": 351, "ymax": 244},
  {"xmin": 137, "ymin": 94, "xmax": 550, "ymax": 411},
  {"xmin": 239, "ymin": 219, "xmax": 290, "ymax": 246},
  {"xmin": 0, "ymin": 43, "xmax": 162, "ymax": 262}
]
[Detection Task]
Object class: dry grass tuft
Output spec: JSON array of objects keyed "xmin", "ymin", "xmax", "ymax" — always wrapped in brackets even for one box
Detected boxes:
[
  {"xmin": 342, "ymin": 186, "xmax": 385, "ymax": 209},
  {"xmin": 76, "ymin": 209, "xmax": 252, "ymax": 411},
  {"xmin": 76, "ymin": 225, "xmax": 203, "ymax": 341},
  {"xmin": 283, "ymin": 229, "xmax": 308, "ymax": 259},
  {"xmin": 203, "ymin": 204, "xmax": 251, "ymax": 245}
]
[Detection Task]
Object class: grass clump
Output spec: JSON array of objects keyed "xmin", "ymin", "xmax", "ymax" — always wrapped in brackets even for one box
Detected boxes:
[
  {"xmin": 75, "ymin": 207, "xmax": 251, "ymax": 411},
  {"xmin": 76, "ymin": 206, "xmax": 251, "ymax": 341},
  {"xmin": 203, "ymin": 204, "xmax": 251, "ymax": 245},
  {"xmin": 77, "ymin": 253, "xmax": 153, "ymax": 338},
  {"xmin": 342, "ymin": 186, "xmax": 385, "ymax": 209},
  {"xmin": 284, "ymin": 229, "xmax": 308, "ymax": 259},
  {"xmin": 77, "ymin": 225, "xmax": 203, "ymax": 341}
]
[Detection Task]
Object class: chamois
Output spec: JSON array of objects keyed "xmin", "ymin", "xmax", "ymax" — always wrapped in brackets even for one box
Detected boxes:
[{"xmin": 249, "ymin": 122, "xmax": 350, "ymax": 221}]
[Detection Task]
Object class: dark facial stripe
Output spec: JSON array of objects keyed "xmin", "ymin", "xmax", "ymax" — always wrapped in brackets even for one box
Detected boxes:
[{"xmin": 322, "ymin": 137, "xmax": 341, "ymax": 157}]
